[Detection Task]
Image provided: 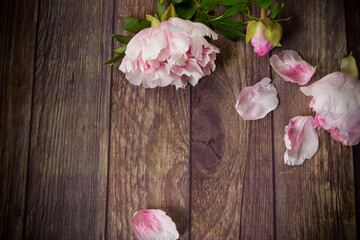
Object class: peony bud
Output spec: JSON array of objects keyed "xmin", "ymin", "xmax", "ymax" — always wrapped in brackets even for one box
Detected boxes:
[{"xmin": 246, "ymin": 18, "xmax": 282, "ymax": 56}]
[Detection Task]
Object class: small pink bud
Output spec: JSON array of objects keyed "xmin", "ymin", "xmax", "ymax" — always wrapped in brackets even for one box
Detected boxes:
[
  {"xmin": 246, "ymin": 19, "xmax": 283, "ymax": 56},
  {"xmin": 250, "ymin": 27, "xmax": 275, "ymax": 56}
]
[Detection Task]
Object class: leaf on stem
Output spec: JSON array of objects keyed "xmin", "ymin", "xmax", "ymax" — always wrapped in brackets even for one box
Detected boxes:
[
  {"xmin": 119, "ymin": 18, "xmax": 151, "ymax": 33},
  {"xmin": 270, "ymin": 3, "xmax": 284, "ymax": 19},
  {"xmin": 112, "ymin": 34, "xmax": 132, "ymax": 44},
  {"xmin": 113, "ymin": 46, "xmax": 127, "ymax": 54},
  {"xmin": 156, "ymin": 0, "xmax": 166, "ymax": 18},
  {"xmin": 176, "ymin": 0, "xmax": 198, "ymax": 20},
  {"xmin": 210, "ymin": 18, "xmax": 245, "ymax": 40},
  {"xmin": 256, "ymin": 0, "xmax": 273, "ymax": 9},
  {"xmin": 104, "ymin": 53, "xmax": 125, "ymax": 66},
  {"xmin": 161, "ymin": 3, "xmax": 178, "ymax": 21}
]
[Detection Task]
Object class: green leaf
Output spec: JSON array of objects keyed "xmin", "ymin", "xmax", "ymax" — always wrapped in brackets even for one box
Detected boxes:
[
  {"xmin": 167, "ymin": 0, "xmax": 188, "ymax": 4},
  {"xmin": 176, "ymin": 0, "xmax": 198, "ymax": 20},
  {"xmin": 161, "ymin": 3, "xmax": 178, "ymax": 21},
  {"xmin": 156, "ymin": 0, "xmax": 166, "ymax": 18},
  {"xmin": 341, "ymin": 52, "xmax": 359, "ymax": 78},
  {"xmin": 256, "ymin": 0, "xmax": 273, "ymax": 8},
  {"xmin": 104, "ymin": 53, "xmax": 125, "ymax": 66},
  {"xmin": 270, "ymin": 3, "xmax": 284, "ymax": 19},
  {"xmin": 221, "ymin": 3, "xmax": 251, "ymax": 19},
  {"xmin": 112, "ymin": 34, "xmax": 132, "ymax": 44},
  {"xmin": 216, "ymin": 18, "xmax": 245, "ymax": 27},
  {"xmin": 119, "ymin": 18, "xmax": 151, "ymax": 33},
  {"xmin": 211, "ymin": 19, "xmax": 245, "ymax": 40},
  {"xmin": 245, "ymin": 20, "xmax": 258, "ymax": 44},
  {"xmin": 113, "ymin": 46, "xmax": 127, "ymax": 54},
  {"xmin": 200, "ymin": 0, "xmax": 244, "ymax": 12},
  {"xmin": 146, "ymin": 14, "xmax": 161, "ymax": 27},
  {"xmin": 122, "ymin": 17, "xmax": 140, "ymax": 24},
  {"xmin": 195, "ymin": 10, "xmax": 209, "ymax": 26}
]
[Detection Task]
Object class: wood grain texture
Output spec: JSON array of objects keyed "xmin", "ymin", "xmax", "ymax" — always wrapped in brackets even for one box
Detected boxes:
[
  {"xmin": 273, "ymin": 0, "xmax": 356, "ymax": 239},
  {"xmin": 345, "ymin": 0, "xmax": 360, "ymax": 236},
  {"xmin": 191, "ymin": 11, "xmax": 274, "ymax": 239},
  {"xmin": 0, "ymin": 0, "xmax": 38, "ymax": 239},
  {"xmin": 107, "ymin": 1, "xmax": 190, "ymax": 239},
  {"xmin": 23, "ymin": 0, "xmax": 113, "ymax": 239}
]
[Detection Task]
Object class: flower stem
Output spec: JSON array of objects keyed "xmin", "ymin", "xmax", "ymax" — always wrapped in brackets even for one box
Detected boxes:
[{"xmin": 261, "ymin": 8, "xmax": 267, "ymax": 19}]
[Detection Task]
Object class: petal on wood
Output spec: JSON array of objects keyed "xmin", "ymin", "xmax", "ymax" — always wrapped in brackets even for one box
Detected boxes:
[
  {"xmin": 235, "ymin": 78, "xmax": 279, "ymax": 120},
  {"xmin": 270, "ymin": 50, "xmax": 316, "ymax": 85},
  {"xmin": 284, "ymin": 116, "xmax": 319, "ymax": 166},
  {"xmin": 131, "ymin": 209, "xmax": 180, "ymax": 240}
]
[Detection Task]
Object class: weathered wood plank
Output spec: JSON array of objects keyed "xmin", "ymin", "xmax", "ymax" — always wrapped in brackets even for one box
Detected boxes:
[
  {"xmin": 345, "ymin": 0, "xmax": 360, "ymax": 236},
  {"xmin": 273, "ymin": 0, "xmax": 356, "ymax": 239},
  {"xmin": 0, "ymin": 0, "xmax": 38, "ymax": 239},
  {"xmin": 107, "ymin": 1, "xmax": 190, "ymax": 239},
  {"xmin": 23, "ymin": 0, "xmax": 113, "ymax": 238},
  {"xmin": 191, "ymin": 12, "xmax": 274, "ymax": 239}
]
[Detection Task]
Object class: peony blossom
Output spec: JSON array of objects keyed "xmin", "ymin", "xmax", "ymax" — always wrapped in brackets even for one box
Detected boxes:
[
  {"xmin": 300, "ymin": 72, "xmax": 360, "ymax": 146},
  {"xmin": 284, "ymin": 116, "xmax": 319, "ymax": 165},
  {"xmin": 270, "ymin": 50, "xmax": 316, "ymax": 85},
  {"xmin": 119, "ymin": 17, "xmax": 219, "ymax": 89},
  {"xmin": 235, "ymin": 78, "xmax": 279, "ymax": 120},
  {"xmin": 131, "ymin": 209, "xmax": 179, "ymax": 240},
  {"xmin": 246, "ymin": 19, "xmax": 282, "ymax": 56}
]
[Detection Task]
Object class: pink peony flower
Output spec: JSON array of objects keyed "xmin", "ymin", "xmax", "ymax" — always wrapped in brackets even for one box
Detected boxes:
[
  {"xmin": 246, "ymin": 19, "xmax": 282, "ymax": 56},
  {"xmin": 235, "ymin": 78, "xmax": 279, "ymax": 120},
  {"xmin": 119, "ymin": 17, "xmax": 219, "ymax": 89},
  {"xmin": 270, "ymin": 50, "xmax": 316, "ymax": 85},
  {"xmin": 300, "ymin": 72, "xmax": 360, "ymax": 146},
  {"xmin": 284, "ymin": 116, "xmax": 319, "ymax": 165},
  {"xmin": 131, "ymin": 209, "xmax": 179, "ymax": 240}
]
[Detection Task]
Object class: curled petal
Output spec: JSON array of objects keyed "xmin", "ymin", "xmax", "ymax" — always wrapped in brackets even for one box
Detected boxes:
[
  {"xmin": 235, "ymin": 78, "xmax": 279, "ymax": 120},
  {"xmin": 284, "ymin": 116, "xmax": 319, "ymax": 165},
  {"xmin": 168, "ymin": 17, "xmax": 218, "ymax": 39},
  {"xmin": 270, "ymin": 50, "xmax": 316, "ymax": 85},
  {"xmin": 300, "ymin": 72, "xmax": 360, "ymax": 145},
  {"xmin": 131, "ymin": 209, "xmax": 179, "ymax": 240}
]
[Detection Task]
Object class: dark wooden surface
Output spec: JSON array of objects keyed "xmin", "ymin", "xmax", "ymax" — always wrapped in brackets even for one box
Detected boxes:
[{"xmin": 0, "ymin": 0, "xmax": 359, "ymax": 239}]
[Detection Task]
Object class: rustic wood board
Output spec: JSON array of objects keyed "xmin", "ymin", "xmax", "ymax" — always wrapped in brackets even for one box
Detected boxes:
[
  {"xmin": 273, "ymin": 0, "xmax": 356, "ymax": 239},
  {"xmin": 190, "ymin": 16, "xmax": 274, "ymax": 239},
  {"xmin": 23, "ymin": 0, "xmax": 113, "ymax": 238},
  {"xmin": 106, "ymin": 1, "xmax": 190, "ymax": 239},
  {"xmin": 0, "ymin": 0, "xmax": 359, "ymax": 239},
  {"xmin": 0, "ymin": 0, "xmax": 38, "ymax": 239}
]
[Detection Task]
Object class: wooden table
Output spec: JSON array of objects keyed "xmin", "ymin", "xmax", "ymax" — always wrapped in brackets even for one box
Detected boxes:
[{"xmin": 1, "ymin": 0, "xmax": 359, "ymax": 239}]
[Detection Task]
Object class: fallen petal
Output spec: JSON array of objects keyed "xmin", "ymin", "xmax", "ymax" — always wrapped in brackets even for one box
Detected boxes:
[
  {"xmin": 235, "ymin": 78, "xmax": 279, "ymax": 120},
  {"xmin": 284, "ymin": 116, "xmax": 319, "ymax": 165},
  {"xmin": 131, "ymin": 209, "xmax": 179, "ymax": 240},
  {"xmin": 270, "ymin": 50, "xmax": 316, "ymax": 85}
]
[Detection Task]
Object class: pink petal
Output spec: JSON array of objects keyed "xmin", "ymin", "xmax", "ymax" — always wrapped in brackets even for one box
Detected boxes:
[
  {"xmin": 250, "ymin": 28, "xmax": 274, "ymax": 56},
  {"xmin": 167, "ymin": 17, "xmax": 218, "ymax": 39},
  {"xmin": 270, "ymin": 50, "xmax": 316, "ymax": 85},
  {"xmin": 131, "ymin": 210, "xmax": 179, "ymax": 240},
  {"xmin": 284, "ymin": 116, "xmax": 319, "ymax": 165},
  {"xmin": 235, "ymin": 78, "xmax": 279, "ymax": 120},
  {"xmin": 300, "ymin": 72, "xmax": 360, "ymax": 146}
]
